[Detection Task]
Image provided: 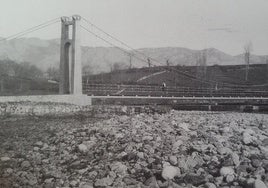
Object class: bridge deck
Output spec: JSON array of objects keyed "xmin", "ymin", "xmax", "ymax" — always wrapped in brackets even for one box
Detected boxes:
[
  {"xmin": 91, "ymin": 95, "xmax": 268, "ymax": 100},
  {"xmin": 83, "ymin": 83, "xmax": 268, "ymax": 98}
]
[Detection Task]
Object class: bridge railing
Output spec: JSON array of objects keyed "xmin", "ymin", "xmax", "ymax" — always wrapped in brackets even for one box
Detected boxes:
[{"xmin": 83, "ymin": 83, "xmax": 268, "ymax": 97}]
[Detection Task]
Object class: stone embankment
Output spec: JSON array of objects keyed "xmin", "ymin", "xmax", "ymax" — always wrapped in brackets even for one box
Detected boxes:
[
  {"xmin": 0, "ymin": 110, "xmax": 268, "ymax": 187},
  {"xmin": 0, "ymin": 102, "xmax": 170, "ymax": 117}
]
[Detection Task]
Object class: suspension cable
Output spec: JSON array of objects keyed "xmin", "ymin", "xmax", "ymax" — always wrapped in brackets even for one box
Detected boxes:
[
  {"xmin": 80, "ymin": 25, "xmax": 148, "ymax": 63},
  {"xmin": 81, "ymin": 17, "xmax": 267, "ymax": 88},
  {"xmin": 81, "ymin": 17, "xmax": 159, "ymax": 65},
  {"xmin": 80, "ymin": 24, "xmax": 258, "ymax": 87},
  {"xmin": 0, "ymin": 17, "xmax": 60, "ymax": 42}
]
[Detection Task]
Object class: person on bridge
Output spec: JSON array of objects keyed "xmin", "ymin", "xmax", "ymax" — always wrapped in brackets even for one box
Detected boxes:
[{"xmin": 162, "ymin": 82, "xmax": 167, "ymax": 92}]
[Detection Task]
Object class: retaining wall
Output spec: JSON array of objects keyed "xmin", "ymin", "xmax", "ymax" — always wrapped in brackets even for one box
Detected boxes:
[
  {"xmin": 0, "ymin": 95, "xmax": 92, "ymax": 106},
  {"xmin": 0, "ymin": 102, "xmax": 171, "ymax": 117}
]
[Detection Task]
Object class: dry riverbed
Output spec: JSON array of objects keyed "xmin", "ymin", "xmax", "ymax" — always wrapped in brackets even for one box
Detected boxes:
[{"xmin": 0, "ymin": 111, "xmax": 268, "ymax": 188}]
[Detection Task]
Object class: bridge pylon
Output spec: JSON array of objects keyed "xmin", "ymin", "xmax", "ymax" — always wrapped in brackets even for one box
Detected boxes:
[{"xmin": 59, "ymin": 15, "xmax": 82, "ymax": 95}]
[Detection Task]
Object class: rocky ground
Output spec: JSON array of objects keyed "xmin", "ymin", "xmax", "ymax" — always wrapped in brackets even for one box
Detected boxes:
[{"xmin": 0, "ymin": 111, "xmax": 268, "ymax": 188}]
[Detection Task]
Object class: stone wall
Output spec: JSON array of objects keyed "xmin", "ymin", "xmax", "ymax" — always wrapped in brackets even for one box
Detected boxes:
[
  {"xmin": 0, "ymin": 95, "xmax": 92, "ymax": 106},
  {"xmin": 0, "ymin": 102, "xmax": 171, "ymax": 117}
]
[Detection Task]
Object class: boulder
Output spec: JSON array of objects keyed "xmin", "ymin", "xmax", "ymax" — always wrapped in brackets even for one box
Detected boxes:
[
  {"xmin": 254, "ymin": 179, "xmax": 267, "ymax": 188},
  {"xmin": 94, "ymin": 177, "xmax": 114, "ymax": 187},
  {"xmin": 169, "ymin": 156, "xmax": 178, "ymax": 166},
  {"xmin": 161, "ymin": 165, "xmax": 181, "ymax": 180},
  {"xmin": 78, "ymin": 144, "xmax": 88, "ymax": 153},
  {"xmin": 1, "ymin": 156, "xmax": 10, "ymax": 162},
  {"xmin": 220, "ymin": 167, "xmax": 235, "ymax": 176},
  {"xmin": 243, "ymin": 129, "xmax": 256, "ymax": 145},
  {"xmin": 111, "ymin": 162, "xmax": 128, "ymax": 177},
  {"xmin": 21, "ymin": 161, "xmax": 31, "ymax": 169}
]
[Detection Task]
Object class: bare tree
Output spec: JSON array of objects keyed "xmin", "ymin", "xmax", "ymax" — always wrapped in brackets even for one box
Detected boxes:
[
  {"xmin": 147, "ymin": 58, "xmax": 151, "ymax": 67},
  {"xmin": 244, "ymin": 41, "xmax": 253, "ymax": 81},
  {"xmin": 128, "ymin": 53, "xmax": 133, "ymax": 69},
  {"xmin": 196, "ymin": 50, "xmax": 207, "ymax": 79},
  {"xmin": 111, "ymin": 62, "xmax": 127, "ymax": 72},
  {"xmin": 47, "ymin": 67, "xmax": 60, "ymax": 81},
  {"xmin": 166, "ymin": 59, "xmax": 170, "ymax": 67},
  {"xmin": 266, "ymin": 58, "xmax": 268, "ymax": 83}
]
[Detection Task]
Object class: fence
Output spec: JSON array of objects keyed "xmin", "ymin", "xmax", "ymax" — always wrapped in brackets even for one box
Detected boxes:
[{"xmin": 83, "ymin": 83, "xmax": 268, "ymax": 97}]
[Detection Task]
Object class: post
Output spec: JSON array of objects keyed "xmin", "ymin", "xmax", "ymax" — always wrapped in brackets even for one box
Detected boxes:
[
  {"xmin": 71, "ymin": 15, "xmax": 82, "ymax": 95},
  {"xmin": 59, "ymin": 16, "xmax": 71, "ymax": 94},
  {"xmin": 59, "ymin": 15, "xmax": 83, "ymax": 95}
]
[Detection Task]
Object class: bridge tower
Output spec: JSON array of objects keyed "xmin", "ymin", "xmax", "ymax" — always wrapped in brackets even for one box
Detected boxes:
[{"xmin": 59, "ymin": 15, "xmax": 82, "ymax": 94}]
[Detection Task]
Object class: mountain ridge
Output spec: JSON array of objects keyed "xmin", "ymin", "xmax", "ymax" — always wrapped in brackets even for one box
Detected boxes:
[{"xmin": 0, "ymin": 37, "xmax": 267, "ymax": 74}]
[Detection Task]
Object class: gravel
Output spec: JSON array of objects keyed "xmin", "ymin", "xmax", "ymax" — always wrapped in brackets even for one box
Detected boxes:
[{"xmin": 0, "ymin": 111, "xmax": 268, "ymax": 187}]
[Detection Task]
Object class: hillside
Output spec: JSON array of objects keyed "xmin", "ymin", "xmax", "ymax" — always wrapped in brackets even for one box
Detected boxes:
[
  {"xmin": 86, "ymin": 64, "xmax": 268, "ymax": 87},
  {"xmin": 0, "ymin": 38, "xmax": 267, "ymax": 74}
]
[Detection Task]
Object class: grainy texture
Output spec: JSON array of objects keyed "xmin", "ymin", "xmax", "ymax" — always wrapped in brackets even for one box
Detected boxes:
[{"xmin": 0, "ymin": 111, "xmax": 268, "ymax": 187}]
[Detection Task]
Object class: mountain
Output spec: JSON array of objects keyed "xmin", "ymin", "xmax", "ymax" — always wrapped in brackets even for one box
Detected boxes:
[{"xmin": 0, "ymin": 37, "xmax": 267, "ymax": 74}]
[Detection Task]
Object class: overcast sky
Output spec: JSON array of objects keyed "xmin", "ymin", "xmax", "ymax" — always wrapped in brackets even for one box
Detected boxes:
[{"xmin": 0, "ymin": 0, "xmax": 268, "ymax": 55}]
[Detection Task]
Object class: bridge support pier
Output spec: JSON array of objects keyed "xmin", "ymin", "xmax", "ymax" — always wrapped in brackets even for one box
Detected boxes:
[{"xmin": 59, "ymin": 15, "xmax": 82, "ymax": 95}]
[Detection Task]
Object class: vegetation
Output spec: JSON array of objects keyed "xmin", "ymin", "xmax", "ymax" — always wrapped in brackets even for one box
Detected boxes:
[
  {"xmin": 0, "ymin": 60, "xmax": 58, "ymax": 95},
  {"xmin": 244, "ymin": 41, "xmax": 253, "ymax": 81},
  {"xmin": 84, "ymin": 64, "xmax": 268, "ymax": 88}
]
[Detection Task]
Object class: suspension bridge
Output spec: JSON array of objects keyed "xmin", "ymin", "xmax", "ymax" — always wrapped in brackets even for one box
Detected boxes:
[{"xmin": 0, "ymin": 15, "xmax": 268, "ymax": 110}]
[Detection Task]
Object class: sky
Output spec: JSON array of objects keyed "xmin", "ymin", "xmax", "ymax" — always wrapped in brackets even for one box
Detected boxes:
[{"xmin": 0, "ymin": 0, "xmax": 268, "ymax": 55}]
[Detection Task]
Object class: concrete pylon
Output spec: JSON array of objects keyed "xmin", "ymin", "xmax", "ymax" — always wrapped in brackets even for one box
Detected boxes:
[{"xmin": 59, "ymin": 15, "xmax": 82, "ymax": 95}]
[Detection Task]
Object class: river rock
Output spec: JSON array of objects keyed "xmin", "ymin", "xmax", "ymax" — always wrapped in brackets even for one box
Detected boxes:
[
  {"xmin": 252, "ymin": 159, "xmax": 263, "ymax": 168},
  {"xmin": 78, "ymin": 144, "xmax": 88, "ymax": 153},
  {"xmin": 254, "ymin": 179, "xmax": 268, "ymax": 188},
  {"xmin": 94, "ymin": 177, "xmax": 114, "ymax": 187},
  {"xmin": 183, "ymin": 173, "xmax": 206, "ymax": 186},
  {"xmin": 142, "ymin": 135, "xmax": 154, "ymax": 141},
  {"xmin": 6, "ymin": 168, "xmax": 13, "ymax": 174},
  {"xmin": 35, "ymin": 141, "xmax": 43, "ymax": 147},
  {"xmin": 1, "ymin": 156, "xmax": 10, "ymax": 162},
  {"xmin": 123, "ymin": 177, "xmax": 139, "ymax": 185},
  {"xmin": 172, "ymin": 140, "xmax": 183, "ymax": 152},
  {"xmin": 79, "ymin": 182, "xmax": 94, "ymax": 188},
  {"xmin": 243, "ymin": 129, "xmax": 256, "ymax": 145},
  {"xmin": 169, "ymin": 155, "xmax": 178, "ymax": 165},
  {"xmin": 111, "ymin": 162, "xmax": 128, "ymax": 177},
  {"xmin": 70, "ymin": 180, "xmax": 78, "ymax": 187},
  {"xmin": 178, "ymin": 122, "xmax": 190, "ymax": 131},
  {"xmin": 161, "ymin": 165, "xmax": 181, "ymax": 180},
  {"xmin": 220, "ymin": 167, "xmax": 235, "ymax": 176},
  {"xmin": 231, "ymin": 152, "xmax": 240, "ymax": 167},
  {"xmin": 144, "ymin": 176, "xmax": 159, "ymax": 187},
  {"xmin": 226, "ymin": 174, "xmax": 235, "ymax": 183},
  {"xmin": 21, "ymin": 161, "xmax": 31, "ymax": 169},
  {"xmin": 137, "ymin": 152, "xmax": 144, "ymax": 159},
  {"xmin": 205, "ymin": 183, "xmax": 217, "ymax": 188}
]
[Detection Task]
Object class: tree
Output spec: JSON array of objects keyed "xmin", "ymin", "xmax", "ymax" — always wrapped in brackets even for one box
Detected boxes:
[
  {"xmin": 244, "ymin": 41, "xmax": 253, "ymax": 81},
  {"xmin": 47, "ymin": 67, "xmax": 60, "ymax": 81},
  {"xmin": 128, "ymin": 53, "xmax": 133, "ymax": 69},
  {"xmin": 166, "ymin": 59, "xmax": 170, "ymax": 67},
  {"xmin": 113, "ymin": 62, "xmax": 122, "ymax": 71},
  {"xmin": 110, "ymin": 62, "xmax": 127, "ymax": 72},
  {"xmin": 266, "ymin": 58, "xmax": 268, "ymax": 83},
  {"xmin": 147, "ymin": 58, "xmax": 151, "ymax": 67},
  {"xmin": 83, "ymin": 65, "xmax": 94, "ymax": 76},
  {"xmin": 15, "ymin": 62, "xmax": 43, "ymax": 79},
  {"xmin": 195, "ymin": 50, "xmax": 207, "ymax": 79}
]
